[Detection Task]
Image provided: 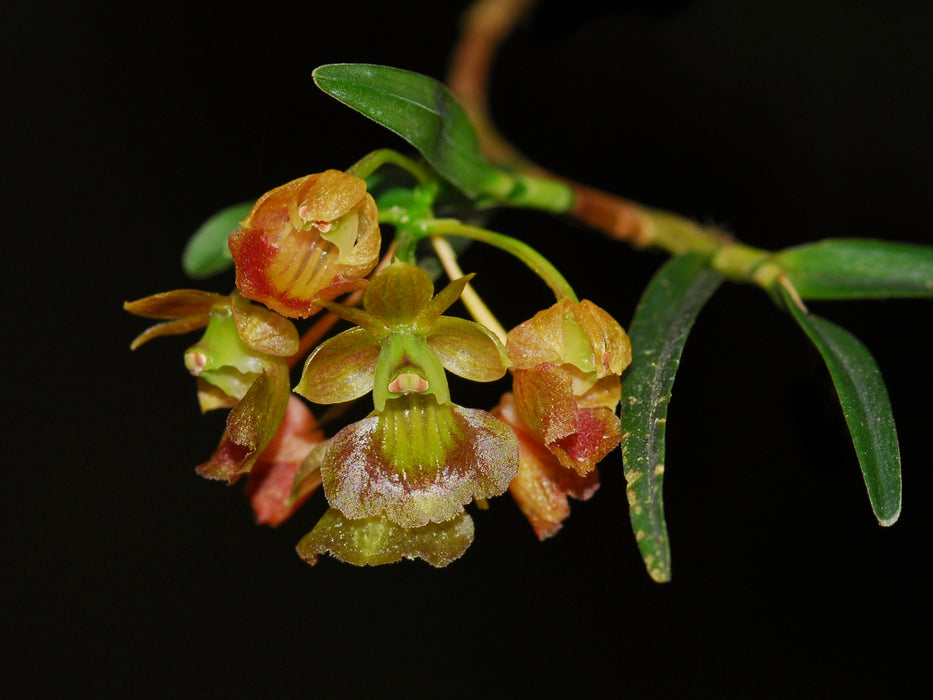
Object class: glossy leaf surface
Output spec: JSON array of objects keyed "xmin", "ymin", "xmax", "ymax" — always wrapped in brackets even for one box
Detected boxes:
[
  {"xmin": 621, "ymin": 253, "xmax": 723, "ymax": 582},
  {"xmin": 182, "ymin": 201, "xmax": 253, "ymax": 278},
  {"xmin": 313, "ymin": 64, "xmax": 509, "ymax": 198},
  {"xmin": 776, "ymin": 239, "xmax": 933, "ymax": 299},
  {"xmin": 781, "ymin": 290, "xmax": 901, "ymax": 525}
]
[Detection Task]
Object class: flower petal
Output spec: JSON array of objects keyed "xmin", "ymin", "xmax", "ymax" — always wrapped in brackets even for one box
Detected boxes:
[
  {"xmin": 296, "ymin": 508, "xmax": 474, "ymax": 568},
  {"xmin": 244, "ymin": 175, "xmax": 304, "ymax": 232},
  {"xmin": 512, "ymin": 365, "xmax": 620, "ymax": 475},
  {"xmin": 494, "ymin": 392, "xmax": 600, "ymax": 539},
  {"xmin": 196, "ymin": 361, "xmax": 291, "ymax": 483},
  {"xmin": 506, "ymin": 299, "xmax": 570, "ymax": 369},
  {"xmin": 415, "ymin": 274, "xmax": 474, "ymax": 329},
  {"xmin": 512, "ymin": 364, "xmax": 578, "ymax": 446},
  {"xmin": 322, "ymin": 395, "xmax": 519, "ymax": 528},
  {"xmin": 506, "ymin": 298, "xmax": 632, "ymax": 379},
  {"xmin": 363, "ymin": 261, "xmax": 434, "ymax": 325},
  {"xmin": 123, "ymin": 289, "xmax": 226, "ymax": 319},
  {"xmin": 245, "ymin": 396, "xmax": 324, "ymax": 526},
  {"xmin": 230, "ymin": 291, "xmax": 299, "ymax": 357},
  {"xmin": 329, "ymin": 193, "xmax": 381, "ymax": 272},
  {"xmin": 229, "ymin": 224, "xmax": 344, "ymax": 318},
  {"xmin": 548, "ymin": 406, "xmax": 621, "ymax": 476},
  {"xmin": 315, "ymin": 300, "xmax": 388, "ymax": 339},
  {"xmin": 427, "ymin": 316, "xmax": 509, "ymax": 382},
  {"xmin": 572, "ymin": 300, "xmax": 632, "ymax": 377},
  {"xmin": 577, "ymin": 374, "xmax": 622, "ymax": 411},
  {"xmin": 291, "ymin": 170, "xmax": 367, "ymax": 223},
  {"xmin": 290, "ymin": 441, "xmax": 328, "ymax": 505},
  {"xmin": 511, "ymin": 454, "xmax": 600, "ymax": 539},
  {"xmin": 128, "ymin": 314, "xmax": 210, "ymax": 350},
  {"xmin": 294, "ymin": 327, "xmax": 380, "ymax": 404}
]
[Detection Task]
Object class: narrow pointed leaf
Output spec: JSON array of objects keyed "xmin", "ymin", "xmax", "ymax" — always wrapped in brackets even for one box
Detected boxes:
[
  {"xmin": 776, "ymin": 239, "xmax": 933, "ymax": 299},
  {"xmin": 182, "ymin": 201, "xmax": 254, "ymax": 278},
  {"xmin": 621, "ymin": 253, "xmax": 723, "ymax": 582},
  {"xmin": 312, "ymin": 64, "xmax": 511, "ymax": 198},
  {"xmin": 781, "ymin": 290, "xmax": 901, "ymax": 525}
]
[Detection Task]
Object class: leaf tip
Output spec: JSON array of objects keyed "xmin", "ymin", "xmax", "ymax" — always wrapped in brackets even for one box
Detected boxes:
[
  {"xmin": 877, "ymin": 508, "xmax": 901, "ymax": 527},
  {"xmin": 311, "ymin": 64, "xmax": 330, "ymax": 84}
]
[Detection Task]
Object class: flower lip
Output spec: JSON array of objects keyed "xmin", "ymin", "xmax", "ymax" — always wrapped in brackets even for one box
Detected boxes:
[
  {"xmin": 297, "ymin": 508, "xmax": 475, "ymax": 568},
  {"xmin": 321, "ymin": 393, "xmax": 519, "ymax": 528}
]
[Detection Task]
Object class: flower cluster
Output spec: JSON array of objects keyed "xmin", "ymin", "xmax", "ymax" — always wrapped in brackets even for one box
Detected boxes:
[{"xmin": 126, "ymin": 167, "xmax": 631, "ymax": 567}]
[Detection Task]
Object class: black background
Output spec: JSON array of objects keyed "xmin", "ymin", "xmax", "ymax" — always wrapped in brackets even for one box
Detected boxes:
[{"xmin": 6, "ymin": 0, "xmax": 932, "ymax": 696}]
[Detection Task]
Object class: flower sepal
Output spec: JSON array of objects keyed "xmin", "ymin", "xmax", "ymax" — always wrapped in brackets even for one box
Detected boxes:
[{"xmin": 196, "ymin": 361, "xmax": 292, "ymax": 483}]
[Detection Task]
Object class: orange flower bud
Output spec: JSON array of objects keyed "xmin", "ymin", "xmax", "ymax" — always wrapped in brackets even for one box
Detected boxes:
[
  {"xmin": 507, "ymin": 299, "xmax": 632, "ymax": 475},
  {"xmin": 229, "ymin": 170, "xmax": 381, "ymax": 318}
]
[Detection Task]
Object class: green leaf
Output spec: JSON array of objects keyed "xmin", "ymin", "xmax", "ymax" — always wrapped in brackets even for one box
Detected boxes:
[
  {"xmin": 781, "ymin": 290, "xmax": 902, "ymax": 525},
  {"xmin": 775, "ymin": 239, "xmax": 933, "ymax": 299},
  {"xmin": 621, "ymin": 253, "xmax": 724, "ymax": 582},
  {"xmin": 313, "ymin": 64, "xmax": 511, "ymax": 198},
  {"xmin": 182, "ymin": 201, "xmax": 254, "ymax": 278}
]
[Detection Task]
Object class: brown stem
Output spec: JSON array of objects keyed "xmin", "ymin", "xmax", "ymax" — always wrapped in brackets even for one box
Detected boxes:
[
  {"xmin": 447, "ymin": 0, "xmax": 661, "ymax": 248},
  {"xmin": 447, "ymin": 0, "xmax": 540, "ymax": 172},
  {"xmin": 567, "ymin": 184, "xmax": 652, "ymax": 247}
]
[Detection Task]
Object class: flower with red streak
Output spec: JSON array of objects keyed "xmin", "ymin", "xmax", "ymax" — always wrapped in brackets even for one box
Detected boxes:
[
  {"xmin": 125, "ymin": 289, "xmax": 298, "ymax": 483},
  {"xmin": 229, "ymin": 170, "xmax": 381, "ymax": 319},
  {"xmin": 507, "ymin": 298, "xmax": 632, "ymax": 475},
  {"xmin": 493, "ymin": 392, "xmax": 600, "ymax": 539}
]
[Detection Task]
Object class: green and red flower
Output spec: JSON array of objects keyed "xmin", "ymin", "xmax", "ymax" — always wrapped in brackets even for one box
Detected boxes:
[
  {"xmin": 124, "ymin": 289, "xmax": 298, "ymax": 483},
  {"xmin": 229, "ymin": 170, "xmax": 381, "ymax": 319},
  {"xmin": 507, "ymin": 298, "xmax": 632, "ymax": 475},
  {"xmin": 293, "ymin": 261, "xmax": 519, "ymax": 565}
]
